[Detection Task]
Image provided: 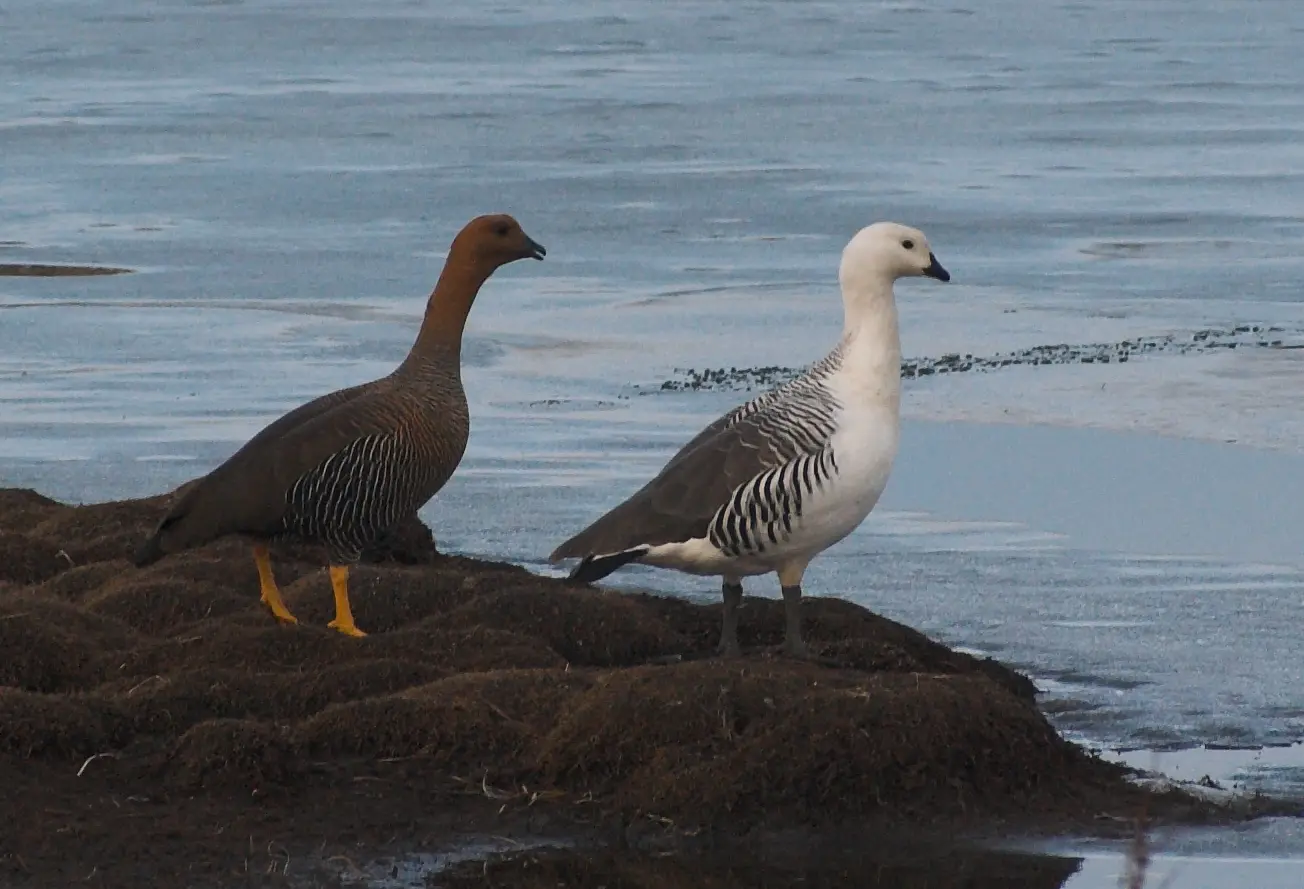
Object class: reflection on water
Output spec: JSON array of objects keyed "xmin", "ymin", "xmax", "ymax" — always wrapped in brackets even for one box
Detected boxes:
[
  {"xmin": 431, "ymin": 845, "xmax": 1083, "ymax": 889},
  {"xmin": 358, "ymin": 835, "xmax": 1304, "ymax": 889}
]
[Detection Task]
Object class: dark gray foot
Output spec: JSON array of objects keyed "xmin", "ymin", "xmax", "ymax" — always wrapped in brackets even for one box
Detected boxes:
[
  {"xmin": 717, "ymin": 580, "xmax": 744, "ymax": 657},
  {"xmin": 780, "ymin": 583, "xmax": 811, "ymax": 658}
]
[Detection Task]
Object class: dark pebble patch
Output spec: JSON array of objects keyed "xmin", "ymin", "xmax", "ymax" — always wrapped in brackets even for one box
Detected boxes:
[
  {"xmin": 0, "ymin": 264, "xmax": 133, "ymax": 277},
  {"xmin": 654, "ymin": 324, "xmax": 1291, "ymax": 394}
]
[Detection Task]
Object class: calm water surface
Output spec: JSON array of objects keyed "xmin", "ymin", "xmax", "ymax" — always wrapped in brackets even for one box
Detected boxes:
[{"xmin": 3, "ymin": 0, "xmax": 1304, "ymax": 859}]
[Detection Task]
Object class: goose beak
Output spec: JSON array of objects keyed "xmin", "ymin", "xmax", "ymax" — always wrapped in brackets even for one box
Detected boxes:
[
  {"xmin": 924, "ymin": 253, "xmax": 950, "ymax": 282},
  {"xmin": 527, "ymin": 237, "xmax": 547, "ymax": 261}
]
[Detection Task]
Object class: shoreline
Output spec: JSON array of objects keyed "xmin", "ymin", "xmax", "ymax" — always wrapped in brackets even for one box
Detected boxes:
[
  {"xmin": 2, "ymin": 485, "xmax": 1292, "ymax": 887},
  {"xmin": 4, "ymin": 418, "xmax": 1303, "ymax": 762}
]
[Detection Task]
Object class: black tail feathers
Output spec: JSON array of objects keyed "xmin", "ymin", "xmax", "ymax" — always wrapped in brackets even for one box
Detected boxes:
[
  {"xmin": 131, "ymin": 509, "xmax": 187, "ymax": 568},
  {"xmin": 132, "ymin": 535, "xmax": 166, "ymax": 568},
  {"xmin": 568, "ymin": 547, "xmax": 649, "ymax": 584}
]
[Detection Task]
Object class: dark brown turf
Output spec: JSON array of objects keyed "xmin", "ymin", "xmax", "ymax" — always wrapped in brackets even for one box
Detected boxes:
[{"xmin": 0, "ymin": 486, "xmax": 1240, "ymax": 888}]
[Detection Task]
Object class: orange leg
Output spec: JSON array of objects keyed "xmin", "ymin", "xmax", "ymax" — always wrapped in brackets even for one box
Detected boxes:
[
  {"xmin": 253, "ymin": 543, "xmax": 298, "ymax": 625},
  {"xmin": 326, "ymin": 564, "xmax": 366, "ymax": 637}
]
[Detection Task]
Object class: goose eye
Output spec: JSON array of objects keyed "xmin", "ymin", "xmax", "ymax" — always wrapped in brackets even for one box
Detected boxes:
[{"xmin": 901, "ymin": 239, "xmax": 915, "ymax": 250}]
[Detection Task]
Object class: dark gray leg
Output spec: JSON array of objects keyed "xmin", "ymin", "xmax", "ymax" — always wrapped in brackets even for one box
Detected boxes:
[
  {"xmin": 780, "ymin": 584, "xmax": 810, "ymax": 657},
  {"xmin": 718, "ymin": 580, "xmax": 744, "ymax": 657}
]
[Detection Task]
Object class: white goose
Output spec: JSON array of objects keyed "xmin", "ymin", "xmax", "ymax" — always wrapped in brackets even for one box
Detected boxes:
[{"xmin": 549, "ymin": 222, "xmax": 950, "ymax": 657}]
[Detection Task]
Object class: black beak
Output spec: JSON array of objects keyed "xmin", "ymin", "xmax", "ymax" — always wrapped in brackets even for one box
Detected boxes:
[
  {"xmin": 924, "ymin": 253, "xmax": 950, "ymax": 282},
  {"xmin": 527, "ymin": 237, "xmax": 547, "ymax": 261}
]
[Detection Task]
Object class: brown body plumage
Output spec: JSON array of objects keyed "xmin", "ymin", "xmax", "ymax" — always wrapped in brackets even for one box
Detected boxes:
[{"xmin": 134, "ymin": 214, "xmax": 546, "ymax": 636}]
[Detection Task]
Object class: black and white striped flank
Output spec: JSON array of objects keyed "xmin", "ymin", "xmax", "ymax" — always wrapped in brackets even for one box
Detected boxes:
[
  {"xmin": 706, "ymin": 446, "xmax": 839, "ymax": 558},
  {"xmin": 700, "ymin": 348, "xmax": 845, "ymax": 557},
  {"xmin": 281, "ymin": 433, "xmax": 432, "ymax": 561}
]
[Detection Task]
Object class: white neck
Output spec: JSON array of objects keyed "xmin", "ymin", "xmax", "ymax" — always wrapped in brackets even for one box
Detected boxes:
[{"xmin": 835, "ymin": 274, "xmax": 902, "ymax": 408}]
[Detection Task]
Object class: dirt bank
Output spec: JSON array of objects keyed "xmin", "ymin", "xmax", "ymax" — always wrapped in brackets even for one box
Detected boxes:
[{"xmin": 0, "ymin": 485, "xmax": 1225, "ymax": 887}]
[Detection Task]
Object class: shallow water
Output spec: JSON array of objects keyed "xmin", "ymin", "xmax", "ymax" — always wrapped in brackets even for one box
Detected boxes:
[
  {"xmin": 349, "ymin": 837, "xmax": 1304, "ymax": 889},
  {"xmin": 4, "ymin": 0, "xmax": 1304, "ymax": 864}
]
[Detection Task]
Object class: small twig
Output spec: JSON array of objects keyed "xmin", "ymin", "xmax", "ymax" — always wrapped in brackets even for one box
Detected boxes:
[
  {"xmin": 645, "ymin": 653, "xmax": 684, "ymax": 665},
  {"xmin": 527, "ymin": 788, "xmax": 565, "ymax": 806},
  {"xmin": 265, "ymin": 841, "xmax": 290, "ymax": 876},
  {"xmin": 716, "ymin": 686, "xmax": 735, "ymax": 741},
  {"xmin": 480, "ymin": 774, "xmax": 514, "ymax": 801},
  {"xmin": 325, "ymin": 855, "xmax": 365, "ymax": 878},
  {"xmin": 77, "ymin": 752, "xmax": 119, "ymax": 777},
  {"xmin": 125, "ymin": 675, "xmax": 165, "ymax": 697},
  {"xmin": 481, "ymin": 699, "xmax": 514, "ymax": 723},
  {"xmin": 1121, "ymin": 800, "xmax": 1151, "ymax": 889}
]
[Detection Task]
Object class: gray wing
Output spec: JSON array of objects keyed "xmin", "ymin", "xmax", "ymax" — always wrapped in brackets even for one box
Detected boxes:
[
  {"xmin": 549, "ymin": 391, "xmax": 836, "ymax": 560},
  {"xmin": 633, "ymin": 368, "xmax": 816, "ymax": 480}
]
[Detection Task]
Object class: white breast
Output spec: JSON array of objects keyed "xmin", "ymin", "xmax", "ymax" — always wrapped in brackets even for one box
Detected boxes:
[{"xmin": 780, "ymin": 396, "xmax": 899, "ymax": 560}]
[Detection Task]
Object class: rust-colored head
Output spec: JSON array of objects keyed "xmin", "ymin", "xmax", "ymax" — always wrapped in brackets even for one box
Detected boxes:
[
  {"xmin": 448, "ymin": 213, "xmax": 546, "ymax": 270},
  {"xmin": 407, "ymin": 214, "xmax": 546, "ymax": 359}
]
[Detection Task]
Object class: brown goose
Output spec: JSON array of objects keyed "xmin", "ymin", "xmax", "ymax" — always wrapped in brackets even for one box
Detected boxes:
[{"xmin": 134, "ymin": 213, "xmax": 546, "ymax": 636}]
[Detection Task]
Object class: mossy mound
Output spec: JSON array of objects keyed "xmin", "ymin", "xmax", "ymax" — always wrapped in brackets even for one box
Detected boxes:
[{"xmin": 0, "ymin": 486, "xmax": 1170, "ymax": 888}]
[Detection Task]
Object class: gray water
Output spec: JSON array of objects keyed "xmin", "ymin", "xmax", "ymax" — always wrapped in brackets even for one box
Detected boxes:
[
  {"xmin": 4, "ymin": 0, "xmax": 1304, "ymax": 869},
  {"xmin": 352, "ymin": 839, "xmax": 1304, "ymax": 889}
]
